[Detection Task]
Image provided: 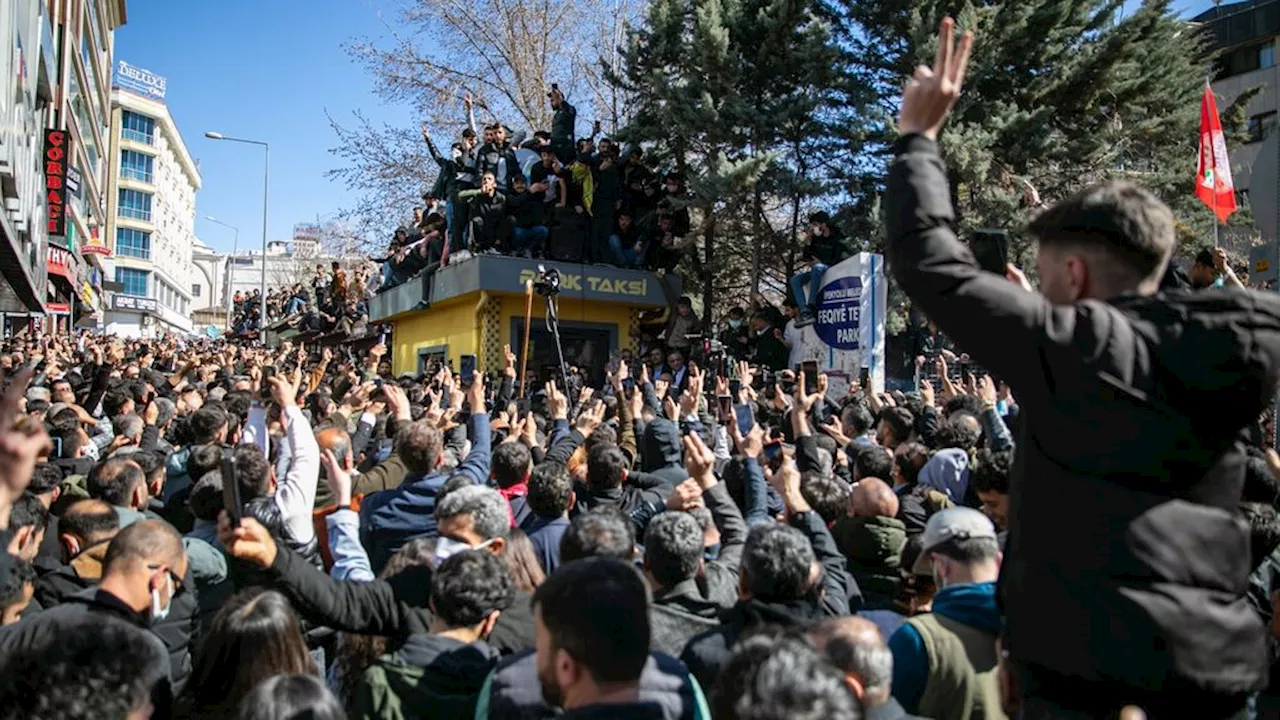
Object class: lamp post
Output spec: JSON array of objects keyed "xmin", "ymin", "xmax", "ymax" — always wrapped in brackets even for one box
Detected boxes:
[
  {"xmin": 205, "ymin": 216, "xmax": 239, "ymax": 330},
  {"xmin": 205, "ymin": 131, "xmax": 269, "ymax": 335}
]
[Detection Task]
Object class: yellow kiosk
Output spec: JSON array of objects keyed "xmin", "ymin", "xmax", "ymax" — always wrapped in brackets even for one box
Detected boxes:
[{"xmin": 370, "ymin": 256, "xmax": 676, "ymax": 381}]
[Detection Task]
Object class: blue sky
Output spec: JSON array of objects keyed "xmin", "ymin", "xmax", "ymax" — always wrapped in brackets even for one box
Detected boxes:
[
  {"xmin": 114, "ymin": 0, "xmax": 1220, "ymax": 255},
  {"xmin": 113, "ymin": 0, "xmax": 411, "ymax": 254}
]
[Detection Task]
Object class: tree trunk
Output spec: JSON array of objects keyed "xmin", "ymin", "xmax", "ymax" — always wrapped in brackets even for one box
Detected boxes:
[
  {"xmin": 703, "ymin": 212, "xmax": 716, "ymax": 324},
  {"xmin": 752, "ymin": 185, "xmax": 763, "ymax": 296}
]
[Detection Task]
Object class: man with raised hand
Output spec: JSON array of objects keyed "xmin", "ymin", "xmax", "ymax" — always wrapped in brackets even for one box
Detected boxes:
[{"xmin": 886, "ymin": 17, "xmax": 1278, "ymax": 718}]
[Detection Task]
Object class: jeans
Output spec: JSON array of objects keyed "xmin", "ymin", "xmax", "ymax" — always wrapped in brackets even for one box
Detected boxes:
[
  {"xmin": 512, "ymin": 226, "xmax": 549, "ymax": 255},
  {"xmin": 789, "ymin": 263, "xmax": 828, "ymax": 312},
  {"xmin": 609, "ymin": 235, "xmax": 643, "ymax": 268},
  {"xmin": 285, "ymin": 297, "xmax": 305, "ymax": 315}
]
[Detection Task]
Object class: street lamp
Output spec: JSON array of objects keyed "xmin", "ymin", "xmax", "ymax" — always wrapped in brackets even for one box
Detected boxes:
[
  {"xmin": 205, "ymin": 131, "xmax": 269, "ymax": 335},
  {"xmin": 205, "ymin": 216, "xmax": 239, "ymax": 330}
]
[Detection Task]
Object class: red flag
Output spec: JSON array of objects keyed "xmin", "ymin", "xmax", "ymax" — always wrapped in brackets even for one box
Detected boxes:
[{"xmin": 1196, "ymin": 85, "xmax": 1238, "ymax": 222}]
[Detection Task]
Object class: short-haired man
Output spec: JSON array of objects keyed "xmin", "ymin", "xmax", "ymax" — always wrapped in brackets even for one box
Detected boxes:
[
  {"xmin": 87, "ymin": 456, "xmax": 150, "ymax": 527},
  {"xmin": 970, "ymin": 448, "xmax": 1010, "ymax": 533},
  {"xmin": 0, "ymin": 519, "xmax": 185, "ymax": 716},
  {"xmin": 533, "ymin": 558, "xmax": 661, "ymax": 717},
  {"xmin": 643, "ymin": 457, "xmax": 747, "ymax": 657},
  {"xmin": 492, "ymin": 441, "xmax": 533, "ymax": 527},
  {"xmin": 34, "ymin": 499, "xmax": 120, "ymax": 609},
  {"xmin": 352, "ymin": 550, "xmax": 515, "ymax": 717},
  {"xmin": 888, "ymin": 21, "xmax": 1273, "ymax": 716},
  {"xmin": 362, "ymin": 377, "xmax": 490, "ymax": 572},
  {"xmin": 810, "ymin": 616, "xmax": 914, "ymax": 720},
  {"xmin": 713, "ymin": 632, "xmax": 858, "ymax": 719},
  {"xmin": 522, "ymin": 462, "xmax": 575, "ymax": 574},
  {"xmin": 888, "ymin": 508, "xmax": 1001, "ymax": 719}
]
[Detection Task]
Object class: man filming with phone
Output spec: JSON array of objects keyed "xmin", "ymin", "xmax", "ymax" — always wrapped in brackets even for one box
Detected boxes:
[{"xmin": 886, "ymin": 18, "xmax": 1280, "ymax": 718}]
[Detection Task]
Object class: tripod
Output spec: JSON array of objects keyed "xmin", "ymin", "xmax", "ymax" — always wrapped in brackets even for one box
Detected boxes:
[{"xmin": 543, "ymin": 291, "xmax": 576, "ymax": 407}]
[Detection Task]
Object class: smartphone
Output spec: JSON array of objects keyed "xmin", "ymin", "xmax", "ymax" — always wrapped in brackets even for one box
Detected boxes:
[
  {"xmin": 460, "ymin": 355, "xmax": 477, "ymax": 386},
  {"xmin": 859, "ymin": 366, "xmax": 870, "ymax": 389},
  {"xmin": 622, "ymin": 377, "xmax": 635, "ymax": 393},
  {"xmin": 971, "ymin": 229, "xmax": 1009, "ymax": 275},
  {"xmin": 801, "ymin": 360, "xmax": 819, "ymax": 392},
  {"xmin": 763, "ymin": 442, "xmax": 781, "ymax": 462},
  {"xmin": 51, "ymin": 436, "xmax": 62, "ymax": 459},
  {"xmin": 734, "ymin": 405, "xmax": 754, "ymax": 437},
  {"xmin": 717, "ymin": 395, "xmax": 732, "ymax": 420},
  {"xmin": 729, "ymin": 378, "xmax": 742, "ymax": 398},
  {"xmin": 222, "ymin": 451, "xmax": 243, "ymax": 527}
]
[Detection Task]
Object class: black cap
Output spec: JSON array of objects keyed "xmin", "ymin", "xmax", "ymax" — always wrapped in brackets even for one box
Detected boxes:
[{"xmin": 809, "ymin": 211, "xmax": 831, "ymax": 225}]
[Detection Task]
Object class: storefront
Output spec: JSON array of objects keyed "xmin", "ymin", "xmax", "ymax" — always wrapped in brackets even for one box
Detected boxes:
[{"xmin": 371, "ymin": 256, "xmax": 676, "ymax": 380}]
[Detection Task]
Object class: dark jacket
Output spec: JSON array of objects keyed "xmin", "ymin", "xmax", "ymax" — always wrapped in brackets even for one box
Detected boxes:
[
  {"xmin": 520, "ymin": 515, "xmax": 570, "ymax": 575},
  {"xmin": 805, "ymin": 230, "xmax": 853, "ymax": 267},
  {"xmin": 353, "ymin": 633, "xmax": 498, "ymax": 719},
  {"xmin": 362, "ymin": 414, "xmax": 491, "ymax": 572},
  {"xmin": 476, "ymin": 649, "xmax": 706, "ymax": 720},
  {"xmin": 886, "ymin": 134, "xmax": 1273, "ymax": 707},
  {"xmin": 505, "ymin": 190, "xmax": 545, "ymax": 229},
  {"xmin": 551, "ymin": 101, "xmax": 577, "ymax": 144},
  {"xmin": 649, "ymin": 579, "xmax": 724, "ymax": 659},
  {"xmin": 255, "ymin": 545, "xmax": 535, "ymax": 656},
  {"xmin": 32, "ymin": 553, "xmax": 196, "ymax": 692},
  {"xmin": 752, "ymin": 325, "xmax": 789, "ymax": 371},
  {"xmin": 640, "ymin": 419, "xmax": 689, "ymax": 488},
  {"xmin": 680, "ymin": 596, "xmax": 824, "ymax": 690},
  {"xmin": 0, "ymin": 588, "xmax": 173, "ymax": 715},
  {"xmin": 833, "ymin": 515, "xmax": 907, "ymax": 611},
  {"xmin": 650, "ymin": 482, "xmax": 747, "ymax": 657}
]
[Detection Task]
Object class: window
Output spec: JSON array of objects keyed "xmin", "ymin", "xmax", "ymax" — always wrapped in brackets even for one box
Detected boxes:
[
  {"xmin": 116, "ymin": 228, "xmax": 151, "ymax": 259},
  {"xmin": 120, "ymin": 150, "xmax": 154, "ymax": 183},
  {"xmin": 118, "ymin": 189, "xmax": 152, "ymax": 221},
  {"xmin": 115, "ymin": 268, "xmax": 149, "ymax": 297},
  {"xmin": 192, "ymin": 283, "xmax": 202, "ymax": 298},
  {"xmin": 122, "ymin": 111, "xmax": 155, "ymax": 145},
  {"xmin": 1218, "ymin": 41, "xmax": 1279, "ymax": 79},
  {"xmin": 1250, "ymin": 111, "xmax": 1277, "ymax": 143}
]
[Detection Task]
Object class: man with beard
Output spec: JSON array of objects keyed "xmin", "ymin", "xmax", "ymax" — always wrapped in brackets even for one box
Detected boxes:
[{"xmin": 532, "ymin": 558, "xmax": 664, "ymax": 719}]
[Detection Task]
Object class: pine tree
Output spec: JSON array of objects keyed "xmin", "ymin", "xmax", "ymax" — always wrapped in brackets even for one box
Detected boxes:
[
  {"xmin": 612, "ymin": 0, "xmax": 868, "ymax": 315},
  {"xmin": 832, "ymin": 0, "xmax": 1256, "ymax": 266}
]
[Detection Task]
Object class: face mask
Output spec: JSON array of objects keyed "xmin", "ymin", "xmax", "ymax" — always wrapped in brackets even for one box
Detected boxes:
[
  {"xmin": 150, "ymin": 574, "xmax": 173, "ymax": 623},
  {"xmin": 728, "ymin": 319, "xmax": 742, "ymax": 329},
  {"xmin": 434, "ymin": 536, "xmax": 496, "ymax": 565}
]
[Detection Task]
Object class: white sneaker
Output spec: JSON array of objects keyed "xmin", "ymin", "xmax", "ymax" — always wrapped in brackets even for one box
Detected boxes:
[{"xmin": 451, "ymin": 250, "xmax": 473, "ymax": 264}]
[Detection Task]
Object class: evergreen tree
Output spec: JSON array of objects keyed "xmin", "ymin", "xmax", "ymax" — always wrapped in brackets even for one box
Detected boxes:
[
  {"xmin": 612, "ymin": 0, "xmax": 869, "ymax": 316},
  {"xmin": 833, "ymin": 0, "xmax": 1256, "ymax": 267}
]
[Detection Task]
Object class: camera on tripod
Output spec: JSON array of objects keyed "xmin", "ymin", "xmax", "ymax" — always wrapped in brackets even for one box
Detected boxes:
[{"xmin": 533, "ymin": 265, "xmax": 560, "ymax": 297}]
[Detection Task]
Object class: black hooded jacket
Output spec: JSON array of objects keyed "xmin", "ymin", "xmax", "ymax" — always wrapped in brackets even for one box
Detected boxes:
[{"xmin": 886, "ymin": 133, "xmax": 1275, "ymax": 712}]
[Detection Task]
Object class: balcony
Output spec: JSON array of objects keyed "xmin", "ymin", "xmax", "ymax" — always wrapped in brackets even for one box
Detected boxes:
[{"xmin": 370, "ymin": 254, "xmax": 675, "ymax": 322}]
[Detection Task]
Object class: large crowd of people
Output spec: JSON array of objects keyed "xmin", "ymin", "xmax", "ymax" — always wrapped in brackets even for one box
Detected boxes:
[
  {"xmin": 379, "ymin": 89, "xmax": 697, "ymax": 293},
  {"xmin": 1, "ymin": 20, "xmax": 1280, "ymax": 720},
  {"xmin": 230, "ymin": 262, "xmax": 379, "ymax": 340}
]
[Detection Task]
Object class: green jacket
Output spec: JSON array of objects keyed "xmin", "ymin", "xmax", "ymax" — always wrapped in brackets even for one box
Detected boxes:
[
  {"xmin": 833, "ymin": 515, "xmax": 907, "ymax": 609},
  {"xmin": 352, "ymin": 634, "xmax": 498, "ymax": 720}
]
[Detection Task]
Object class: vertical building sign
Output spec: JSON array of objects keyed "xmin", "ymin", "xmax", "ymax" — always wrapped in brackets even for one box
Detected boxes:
[{"xmin": 45, "ymin": 129, "xmax": 70, "ymax": 237}]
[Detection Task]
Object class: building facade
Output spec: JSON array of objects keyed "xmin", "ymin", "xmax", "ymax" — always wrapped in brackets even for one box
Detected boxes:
[
  {"xmin": 0, "ymin": 0, "xmax": 123, "ymax": 336},
  {"xmin": 102, "ymin": 68, "xmax": 200, "ymax": 338},
  {"xmin": 1197, "ymin": 1, "xmax": 1280, "ymax": 222},
  {"xmin": 191, "ymin": 238, "xmax": 228, "ymax": 329}
]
